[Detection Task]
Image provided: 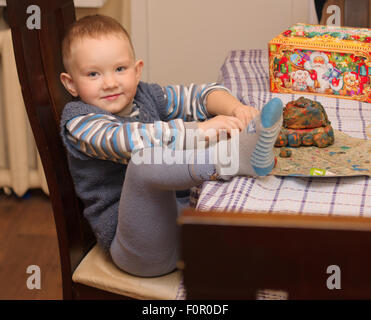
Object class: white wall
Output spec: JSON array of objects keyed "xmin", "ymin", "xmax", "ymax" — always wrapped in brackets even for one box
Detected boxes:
[{"xmin": 131, "ymin": 0, "xmax": 312, "ymax": 86}]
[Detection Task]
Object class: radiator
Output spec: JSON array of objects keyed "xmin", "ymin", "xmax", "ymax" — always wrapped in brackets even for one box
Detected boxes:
[{"xmin": 0, "ymin": 29, "xmax": 48, "ymax": 197}]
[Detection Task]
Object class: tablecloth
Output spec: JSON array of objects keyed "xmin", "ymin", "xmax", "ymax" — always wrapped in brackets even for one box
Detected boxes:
[{"xmin": 196, "ymin": 50, "xmax": 371, "ymax": 217}]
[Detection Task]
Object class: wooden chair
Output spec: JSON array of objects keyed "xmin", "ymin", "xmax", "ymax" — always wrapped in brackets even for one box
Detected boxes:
[{"xmin": 6, "ymin": 0, "xmax": 183, "ymax": 300}]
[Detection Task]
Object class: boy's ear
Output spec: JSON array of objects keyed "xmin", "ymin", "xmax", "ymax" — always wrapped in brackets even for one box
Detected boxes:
[
  {"xmin": 134, "ymin": 59, "xmax": 144, "ymax": 83},
  {"xmin": 60, "ymin": 72, "xmax": 78, "ymax": 97}
]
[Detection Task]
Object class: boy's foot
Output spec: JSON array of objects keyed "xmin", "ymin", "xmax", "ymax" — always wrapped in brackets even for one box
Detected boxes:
[
  {"xmin": 251, "ymin": 97, "xmax": 283, "ymax": 175},
  {"xmin": 215, "ymin": 97, "xmax": 283, "ymax": 178}
]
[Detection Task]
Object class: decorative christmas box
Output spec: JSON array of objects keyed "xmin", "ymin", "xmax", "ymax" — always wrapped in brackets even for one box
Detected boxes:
[{"xmin": 269, "ymin": 23, "xmax": 371, "ymax": 103}]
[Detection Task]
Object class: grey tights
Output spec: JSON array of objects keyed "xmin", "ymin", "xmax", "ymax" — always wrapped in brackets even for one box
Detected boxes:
[{"xmin": 109, "ymin": 150, "xmax": 215, "ymax": 277}]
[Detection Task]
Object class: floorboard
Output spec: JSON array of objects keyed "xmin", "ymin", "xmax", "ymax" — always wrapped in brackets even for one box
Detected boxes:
[{"xmin": 0, "ymin": 189, "xmax": 62, "ymax": 300}]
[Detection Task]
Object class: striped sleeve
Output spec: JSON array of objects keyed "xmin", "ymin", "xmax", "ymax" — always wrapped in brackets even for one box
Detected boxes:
[
  {"xmin": 65, "ymin": 113, "xmax": 188, "ymax": 163},
  {"xmin": 162, "ymin": 83, "xmax": 231, "ymax": 122}
]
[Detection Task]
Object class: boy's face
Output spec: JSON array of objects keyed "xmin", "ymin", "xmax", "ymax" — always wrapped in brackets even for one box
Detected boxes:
[{"xmin": 60, "ymin": 35, "xmax": 143, "ymax": 114}]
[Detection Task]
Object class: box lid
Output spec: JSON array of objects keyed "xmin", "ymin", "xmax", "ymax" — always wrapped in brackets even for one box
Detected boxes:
[{"xmin": 270, "ymin": 23, "xmax": 371, "ymax": 53}]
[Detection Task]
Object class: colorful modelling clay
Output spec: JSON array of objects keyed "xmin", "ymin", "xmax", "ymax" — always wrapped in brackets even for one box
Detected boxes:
[
  {"xmin": 275, "ymin": 97, "xmax": 334, "ymax": 148},
  {"xmin": 279, "ymin": 148, "xmax": 292, "ymax": 158},
  {"xmin": 272, "ymin": 129, "xmax": 371, "ymax": 177}
]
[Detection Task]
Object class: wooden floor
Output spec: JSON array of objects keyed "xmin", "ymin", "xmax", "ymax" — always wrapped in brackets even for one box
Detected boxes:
[{"xmin": 0, "ymin": 189, "xmax": 62, "ymax": 299}]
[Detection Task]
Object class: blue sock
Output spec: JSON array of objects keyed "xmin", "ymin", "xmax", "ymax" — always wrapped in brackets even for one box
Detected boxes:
[
  {"xmin": 215, "ymin": 97, "xmax": 283, "ymax": 178},
  {"xmin": 251, "ymin": 97, "xmax": 283, "ymax": 175}
]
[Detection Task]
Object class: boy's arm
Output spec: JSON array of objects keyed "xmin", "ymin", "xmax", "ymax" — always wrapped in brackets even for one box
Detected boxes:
[
  {"xmin": 161, "ymin": 83, "xmax": 259, "ymax": 129},
  {"xmin": 205, "ymin": 89, "xmax": 259, "ymax": 128},
  {"xmin": 64, "ymin": 113, "xmax": 198, "ymax": 163},
  {"xmin": 161, "ymin": 83, "xmax": 230, "ymax": 122}
]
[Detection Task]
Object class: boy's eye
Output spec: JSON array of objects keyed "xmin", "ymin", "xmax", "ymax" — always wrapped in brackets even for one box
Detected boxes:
[
  {"xmin": 116, "ymin": 66, "xmax": 125, "ymax": 72},
  {"xmin": 88, "ymin": 72, "xmax": 98, "ymax": 77}
]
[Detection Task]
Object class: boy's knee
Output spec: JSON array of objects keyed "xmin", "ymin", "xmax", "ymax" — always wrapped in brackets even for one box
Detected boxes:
[{"xmin": 110, "ymin": 237, "xmax": 178, "ymax": 277}]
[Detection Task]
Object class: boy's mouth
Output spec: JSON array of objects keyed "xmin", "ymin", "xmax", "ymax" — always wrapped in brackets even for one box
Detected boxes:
[{"xmin": 102, "ymin": 93, "xmax": 121, "ymax": 100}]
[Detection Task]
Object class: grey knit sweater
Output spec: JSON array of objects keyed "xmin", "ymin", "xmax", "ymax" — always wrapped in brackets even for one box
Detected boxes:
[{"xmin": 60, "ymin": 82, "xmax": 175, "ymax": 252}]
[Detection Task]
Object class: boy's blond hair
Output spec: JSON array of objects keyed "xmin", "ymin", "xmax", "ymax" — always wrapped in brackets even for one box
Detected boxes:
[{"xmin": 62, "ymin": 14, "xmax": 134, "ymax": 72}]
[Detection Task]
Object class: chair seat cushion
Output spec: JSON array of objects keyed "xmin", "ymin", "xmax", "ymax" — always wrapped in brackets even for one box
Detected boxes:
[{"xmin": 72, "ymin": 244, "xmax": 185, "ymax": 300}]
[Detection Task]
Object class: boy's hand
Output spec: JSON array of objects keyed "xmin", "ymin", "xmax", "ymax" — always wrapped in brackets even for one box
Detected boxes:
[
  {"xmin": 231, "ymin": 104, "xmax": 259, "ymax": 128},
  {"xmin": 198, "ymin": 115, "xmax": 244, "ymax": 141}
]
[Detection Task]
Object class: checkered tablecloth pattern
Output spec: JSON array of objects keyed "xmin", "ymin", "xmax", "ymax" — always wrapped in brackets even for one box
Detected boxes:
[{"xmin": 197, "ymin": 49, "xmax": 371, "ymax": 217}]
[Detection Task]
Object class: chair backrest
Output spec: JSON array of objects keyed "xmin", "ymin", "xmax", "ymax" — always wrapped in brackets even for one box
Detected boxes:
[{"xmin": 6, "ymin": 0, "xmax": 95, "ymax": 299}]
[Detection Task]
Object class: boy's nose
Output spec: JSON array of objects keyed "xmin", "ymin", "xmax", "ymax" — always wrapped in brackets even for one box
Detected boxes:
[{"xmin": 103, "ymin": 75, "xmax": 118, "ymax": 89}]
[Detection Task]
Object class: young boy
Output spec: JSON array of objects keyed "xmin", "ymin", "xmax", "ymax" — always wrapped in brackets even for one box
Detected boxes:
[{"xmin": 60, "ymin": 14, "xmax": 283, "ymax": 277}]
